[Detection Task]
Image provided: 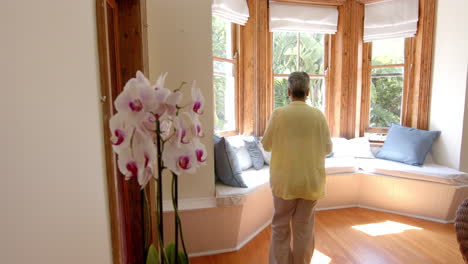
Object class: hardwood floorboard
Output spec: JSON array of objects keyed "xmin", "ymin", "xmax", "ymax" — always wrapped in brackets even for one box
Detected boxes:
[{"xmin": 190, "ymin": 207, "xmax": 464, "ymax": 264}]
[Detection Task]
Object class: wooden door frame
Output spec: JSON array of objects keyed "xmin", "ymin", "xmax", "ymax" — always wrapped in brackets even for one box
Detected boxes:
[{"xmin": 96, "ymin": 0, "xmax": 150, "ymax": 263}]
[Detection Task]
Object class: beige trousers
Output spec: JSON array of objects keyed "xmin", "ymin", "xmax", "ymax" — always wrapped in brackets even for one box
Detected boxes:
[{"xmin": 269, "ymin": 195, "xmax": 317, "ymax": 264}]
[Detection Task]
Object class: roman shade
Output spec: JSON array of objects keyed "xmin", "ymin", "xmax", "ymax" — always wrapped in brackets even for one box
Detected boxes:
[
  {"xmin": 212, "ymin": 0, "xmax": 250, "ymax": 26},
  {"xmin": 269, "ymin": 1, "xmax": 338, "ymax": 34},
  {"xmin": 364, "ymin": 0, "xmax": 419, "ymax": 42}
]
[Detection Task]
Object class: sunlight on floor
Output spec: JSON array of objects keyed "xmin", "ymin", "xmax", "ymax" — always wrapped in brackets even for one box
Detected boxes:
[
  {"xmin": 352, "ymin": 220, "xmax": 422, "ymax": 236},
  {"xmin": 311, "ymin": 250, "xmax": 332, "ymax": 264}
]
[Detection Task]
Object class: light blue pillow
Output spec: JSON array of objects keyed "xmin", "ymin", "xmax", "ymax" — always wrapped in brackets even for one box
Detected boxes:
[
  {"xmin": 213, "ymin": 135, "xmax": 247, "ymax": 188},
  {"xmin": 376, "ymin": 123, "xmax": 441, "ymax": 166}
]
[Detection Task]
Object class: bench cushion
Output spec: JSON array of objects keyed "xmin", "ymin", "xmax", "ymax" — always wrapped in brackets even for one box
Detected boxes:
[
  {"xmin": 325, "ymin": 157, "xmax": 359, "ymax": 174},
  {"xmin": 358, "ymin": 158, "xmax": 468, "ymax": 185}
]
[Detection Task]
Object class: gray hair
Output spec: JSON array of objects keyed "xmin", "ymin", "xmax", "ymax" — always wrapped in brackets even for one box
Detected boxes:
[{"xmin": 288, "ymin": 72, "xmax": 310, "ymax": 99}]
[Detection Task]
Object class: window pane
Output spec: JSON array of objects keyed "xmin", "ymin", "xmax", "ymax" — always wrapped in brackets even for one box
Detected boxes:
[
  {"xmin": 214, "ymin": 61, "xmax": 235, "ymax": 131},
  {"xmin": 299, "ymin": 33, "xmax": 324, "ymax": 75},
  {"xmin": 274, "ymin": 77, "xmax": 289, "ymax": 108},
  {"xmin": 274, "ymin": 77, "xmax": 325, "ymax": 112},
  {"xmin": 306, "ymin": 78, "xmax": 325, "ymax": 112},
  {"xmin": 372, "ymin": 38, "xmax": 404, "ymax": 66},
  {"xmin": 212, "ymin": 16, "xmax": 232, "ymax": 59},
  {"xmin": 273, "ymin": 32, "xmax": 298, "ymax": 74},
  {"xmin": 369, "ymin": 67, "xmax": 404, "ymax": 128}
]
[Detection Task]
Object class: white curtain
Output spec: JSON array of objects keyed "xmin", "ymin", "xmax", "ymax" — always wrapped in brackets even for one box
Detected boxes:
[
  {"xmin": 212, "ymin": 0, "xmax": 250, "ymax": 26},
  {"xmin": 364, "ymin": 0, "xmax": 419, "ymax": 42},
  {"xmin": 269, "ymin": 1, "xmax": 338, "ymax": 34}
]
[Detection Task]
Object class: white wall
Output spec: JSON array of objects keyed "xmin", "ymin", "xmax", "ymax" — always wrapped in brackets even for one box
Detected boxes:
[
  {"xmin": 146, "ymin": 0, "xmax": 215, "ymax": 200},
  {"xmin": 430, "ymin": 0, "xmax": 468, "ymax": 170},
  {"xmin": 0, "ymin": 1, "xmax": 112, "ymax": 263}
]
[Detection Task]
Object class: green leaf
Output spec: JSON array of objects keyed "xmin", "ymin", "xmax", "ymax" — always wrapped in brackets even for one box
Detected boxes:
[
  {"xmin": 165, "ymin": 242, "xmax": 188, "ymax": 264},
  {"xmin": 178, "ymin": 251, "xmax": 188, "ymax": 264},
  {"xmin": 146, "ymin": 245, "xmax": 159, "ymax": 264},
  {"xmin": 165, "ymin": 242, "xmax": 176, "ymax": 264}
]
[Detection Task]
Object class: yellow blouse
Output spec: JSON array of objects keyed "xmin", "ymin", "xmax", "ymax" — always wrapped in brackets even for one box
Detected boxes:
[{"xmin": 261, "ymin": 101, "xmax": 332, "ymax": 201}]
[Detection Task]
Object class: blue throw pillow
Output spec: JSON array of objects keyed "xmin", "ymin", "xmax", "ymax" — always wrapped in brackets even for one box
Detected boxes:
[
  {"xmin": 244, "ymin": 139, "xmax": 265, "ymax": 170},
  {"xmin": 376, "ymin": 123, "xmax": 441, "ymax": 166},
  {"xmin": 213, "ymin": 136, "xmax": 247, "ymax": 188}
]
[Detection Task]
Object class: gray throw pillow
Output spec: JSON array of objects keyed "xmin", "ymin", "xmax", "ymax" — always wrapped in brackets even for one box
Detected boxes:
[
  {"xmin": 213, "ymin": 135, "xmax": 247, "ymax": 188},
  {"xmin": 244, "ymin": 139, "xmax": 265, "ymax": 170}
]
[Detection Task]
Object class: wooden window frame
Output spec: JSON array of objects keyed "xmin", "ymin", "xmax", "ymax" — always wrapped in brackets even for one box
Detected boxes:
[
  {"xmin": 360, "ymin": 40, "xmax": 407, "ymax": 135},
  {"xmin": 237, "ymin": 0, "xmax": 435, "ymax": 139},
  {"xmin": 213, "ymin": 21, "xmax": 240, "ymax": 137},
  {"xmin": 359, "ymin": 0, "xmax": 436, "ymax": 138},
  {"xmin": 271, "ymin": 32, "xmax": 331, "ymax": 115}
]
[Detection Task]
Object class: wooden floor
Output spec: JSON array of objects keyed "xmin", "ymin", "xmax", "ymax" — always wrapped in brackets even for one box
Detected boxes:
[{"xmin": 190, "ymin": 208, "xmax": 464, "ymax": 264}]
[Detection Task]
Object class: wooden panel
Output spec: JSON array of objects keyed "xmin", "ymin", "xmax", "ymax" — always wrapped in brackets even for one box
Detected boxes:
[
  {"xmin": 274, "ymin": 0, "xmax": 346, "ymax": 5},
  {"xmin": 411, "ymin": 0, "xmax": 436, "ymax": 130},
  {"xmin": 401, "ymin": 38, "xmax": 415, "ymax": 127},
  {"xmin": 117, "ymin": 0, "xmax": 146, "ymax": 263},
  {"xmin": 95, "ymin": 0, "xmax": 124, "ymax": 263},
  {"xmin": 335, "ymin": 0, "xmax": 364, "ymax": 139},
  {"xmin": 324, "ymin": 35, "xmax": 333, "ymax": 130},
  {"xmin": 329, "ymin": 29, "xmax": 342, "ymax": 136},
  {"xmin": 240, "ymin": 0, "xmax": 257, "ymax": 135},
  {"xmin": 356, "ymin": 0, "xmax": 386, "ymax": 4},
  {"xmin": 365, "ymin": 127, "xmax": 389, "ymax": 134},
  {"xmin": 255, "ymin": 0, "xmax": 273, "ymax": 136},
  {"xmin": 359, "ymin": 42, "xmax": 372, "ymax": 137}
]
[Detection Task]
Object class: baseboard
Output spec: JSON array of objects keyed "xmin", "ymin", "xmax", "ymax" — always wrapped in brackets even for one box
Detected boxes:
[
  {"xmin": 316, "ymin": 204, "xmax": 358, "ymax": 211},
  {"xmin": 163, "ymin": 197, "xmax": 217, "ymax": 212},
  {"xmin": 188, "ymin": 218, "xmax": 272, "ymax": 258},
  {"xmin": 236, "ymin": 218, "xmax": 273, "ymax": 250},
  {"xmin": 357, "ymin": 205, "xmax": 454, "ymax": 224}
]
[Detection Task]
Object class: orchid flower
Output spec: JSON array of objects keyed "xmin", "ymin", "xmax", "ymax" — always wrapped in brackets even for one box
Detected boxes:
[
  {"xmin": 189, "ymin": 113, "xmax": 204, "ymax": 138},
  {"xmin": 151, "ymin": 73, "xmax": 183, "ymax": 118},
  {"xmin": 109, "ymin": 112, "xmax": 135, "ymax": 154},
  {"xmin": 116, "ymin": 129, "xmax": 156, "ymax": 188},
  {"xmin": 162, "ymin": 141, "xmax": 197, "ymax": 175},
  {"xmin": 193, "ymin": 138, "xmax": 207, "ymax": 164},
  {"xmin": 133, "ymin": 130, "xmax": 157, "ymax": 188},
  {"xmin": 114, "ymin": 71, "xmax": 156, "ymax": 115},
  {"xmin": 172, "ymin": 116, "xmax": 190, "ymax": 147},
  {"xmin": 159, "ymin": 118, "xmax": 173, "ymax": 141},
  {"xmin": 117, "ymin": 147, "xmax": 140, "ymax": 181},
  {"xmin": 191, "ymin": 81, "xmax": 205, "ymax": 115}
]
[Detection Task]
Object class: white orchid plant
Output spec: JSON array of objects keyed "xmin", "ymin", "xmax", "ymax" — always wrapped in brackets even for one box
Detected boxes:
[{"xmin": 109, "ymin": 71, "xmax": 206, "ymax": 264}]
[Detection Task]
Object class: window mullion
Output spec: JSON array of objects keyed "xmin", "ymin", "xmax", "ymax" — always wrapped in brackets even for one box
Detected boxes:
[{"xmin": 297, "ymin": 32, "xmax": 301, "ymax": 71}]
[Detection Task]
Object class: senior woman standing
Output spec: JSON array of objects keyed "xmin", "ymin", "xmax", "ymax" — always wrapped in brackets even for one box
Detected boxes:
[{"xmin": 262, "ymin": 72, "xmax": 332, "ymax": 264}]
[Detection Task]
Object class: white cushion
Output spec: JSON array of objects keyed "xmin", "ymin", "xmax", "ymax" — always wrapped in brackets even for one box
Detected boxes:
[
  {"xmin": 331, "ymin": 137, "xmax": 352, "ymax": 158},
  {"xmin": 226, "ymin": 135, "xmax": 253, "ymax": 171},
  {"xmin": 325, "ymin": 157, "xmax": 359, "ymax": 175},
  {"xmin": 258, "ymin": 141, "xmax": 271, "ymax": 165},
  {"xmin": 332, "ymin": 137, "xmax": 374, "ymax": 159},
  {"xmin": 358, "ymin": 158, "xmax": 468, "ymax": 185},
  {"xmin": 215, "ymin": 166, "xmax": 270, "ymax": 206},
  {"xmin": 348, "ymin": 137, "xmax": 375, "ymax": 159}
]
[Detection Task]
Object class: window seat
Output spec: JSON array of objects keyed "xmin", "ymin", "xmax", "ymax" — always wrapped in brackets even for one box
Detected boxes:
[
  {"xmin": 357, "ymin": 158, "xmax": 468, "ymax": 185},
  {"xmin": 172, "ymin": 159, "xmax": 467, "ymax": 257},
  {"xmin": 216, "ymin": 167, "xmax": 270, "ymax": 207},
  {"xmin": 216, "ymin": 159, "xmax": 361, "ymax": 207},
  {"xmin": 215, "ymin": 158, "xmax": 468, "ymax": 223}
]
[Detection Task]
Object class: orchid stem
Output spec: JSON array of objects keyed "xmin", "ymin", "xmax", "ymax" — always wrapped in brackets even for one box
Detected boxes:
[
  {"xmin": 172, "ymin": 173, "xmax": 179, "ymax": 264},
  {"xmin": 174, "ymin": 81, "xmax": 187, "ymax": 93},
  {"xmin": 155, "ymin": 116, "xmax": 167, "ymax": 264},
  {"xmin": 171, "ymin": 172, "xmax": 189, "ymax": 263}
]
